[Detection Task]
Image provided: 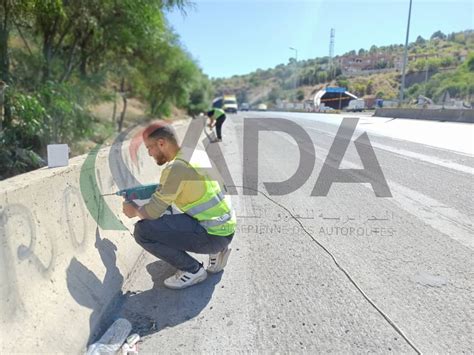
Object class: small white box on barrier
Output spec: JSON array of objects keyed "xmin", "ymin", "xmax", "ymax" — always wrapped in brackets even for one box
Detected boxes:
[{"xmin": 47, "ymin": 144, "xmax": 69, "ymax": 168}]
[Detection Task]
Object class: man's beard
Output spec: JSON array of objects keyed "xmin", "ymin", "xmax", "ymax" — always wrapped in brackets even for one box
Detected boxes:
[{"xmin": 155, "ymin": 153, "xmax": 166, "ymax": 165}]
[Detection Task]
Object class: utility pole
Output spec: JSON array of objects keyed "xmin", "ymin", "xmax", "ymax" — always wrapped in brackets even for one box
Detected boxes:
[
  {"xmin": 289, "ymin": 46, "xmax": 298, "ymax": 63},
  {"xmin": 329, "ymin": 28, "xmax": 335, "ymax": 80},
  {"xmin": 424, "ymin": 60, "xmax": 429, "ymax": 97},
  {"xmin": 399, "ymin": 0, "xmax": 413, "ymax": 104},
  {"xmin": 328, "ymin": 28, "xmax": 336, "ymax": 79},
  {"xmin": 289, "ymin": 46, "xmax": 298, "ymax": 90}
]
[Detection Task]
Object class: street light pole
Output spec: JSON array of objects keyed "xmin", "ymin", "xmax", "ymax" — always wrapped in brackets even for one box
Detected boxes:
[
  {"xmin": 289, "ymin": 47, "xmax": 298, "ymax": 62},
  {"xmin": 289, "ymin": 47, "xmax": 298, "ymax": 92},
  {"xmin": 424, "ymin": 60, "xmax": 429, "ymax": 97},
  {"xmin": 399, "ymin": 0, "xmax": 413, "ymax": 104}
]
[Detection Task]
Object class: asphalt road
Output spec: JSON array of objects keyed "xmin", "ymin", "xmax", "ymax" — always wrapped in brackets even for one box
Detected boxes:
[{"xmin": 118, "ymin": 112, "xmax": 473, "ymax": 353}]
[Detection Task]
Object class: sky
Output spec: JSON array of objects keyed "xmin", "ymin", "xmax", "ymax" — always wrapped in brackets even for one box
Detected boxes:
[{"xmin": 166, "ymin": 0, "xmax": 474, "ymax": 78}]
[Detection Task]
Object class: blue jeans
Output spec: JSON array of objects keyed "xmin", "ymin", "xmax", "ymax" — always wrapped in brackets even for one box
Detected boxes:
[{"xmin": 133, "ymin": 213, "xmax": 233, "ymax": 272}]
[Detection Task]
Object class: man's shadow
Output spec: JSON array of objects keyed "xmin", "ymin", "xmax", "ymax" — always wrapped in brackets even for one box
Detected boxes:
[
  {"xmin": 66, "ymin": 228, "xmax": 125, "ymax": 345},
  {"xmin": 66, "ymin": 228, "xmax": 221, "ymax": 345},
  {"xmin": 116, "ymin": 260, "xmax": 222, "ymax": 336}
]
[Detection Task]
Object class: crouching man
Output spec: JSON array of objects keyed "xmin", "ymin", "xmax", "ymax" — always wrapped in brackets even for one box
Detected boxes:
[{"xmin": 122, "ymin": 122, "xmax": 235, "ymax": 289}]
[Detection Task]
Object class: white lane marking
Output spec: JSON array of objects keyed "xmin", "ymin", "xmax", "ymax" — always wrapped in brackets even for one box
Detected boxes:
[
  {"xmin": 306, "ymin": 127, "xmax": 474, "ymax": 175},
  {"xmin": 368, "ymin": 141, "xmax": 473, "ymax": 175},
  {"xmin": 384, "ymin": 181, "xmax": 473, "ymax": 249},
  {"xmin": 251, "ymin": 112, "xmax": 474, "ymax": 157},
  {"xmin": 273, "ymin": 131, "xmax": 474, "ymax": 250}
]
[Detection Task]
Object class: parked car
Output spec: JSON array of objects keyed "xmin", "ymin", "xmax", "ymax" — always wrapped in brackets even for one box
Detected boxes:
[
  {"xmin": 240, "ymin": 102, "xmax": 250, "ymax": 111},
  {"xmin": 257, "ymin": 103, "xmax": 267, "ymax": 111},
  {"xmin": 319, "ymin": 105, "xmax": 335, "ymax": 112},
  {"xmin": 346, "ymin": 99, "xmax": 365, "ymax": 112}
]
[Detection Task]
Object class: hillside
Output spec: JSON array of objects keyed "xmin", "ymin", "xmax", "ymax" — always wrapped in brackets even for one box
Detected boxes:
[
  {"xmin": 213, "ymin": 30, "xmax": 474, "ymax": 107},
  {"xmin": 0, "ymin": 1, "xmax": 212, "ymax": 180}
]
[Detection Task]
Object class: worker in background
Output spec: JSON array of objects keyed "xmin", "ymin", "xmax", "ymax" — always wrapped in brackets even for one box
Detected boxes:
[
  {"xmin": 206, "ymin": 108, "xmax": 226, "ymax": 142},
  {"xmin": 122, "ymin": 122, "xmax": 235, "ymax": 289}
]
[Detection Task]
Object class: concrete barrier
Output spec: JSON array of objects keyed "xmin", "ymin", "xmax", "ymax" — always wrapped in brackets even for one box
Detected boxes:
[
  {"xmin": 374, "ymin": 108, "xmax": 474, "ymax": 123},
  {"xmin": 0, "ymin": 120, "xmax": 190, "ymax": 353}
]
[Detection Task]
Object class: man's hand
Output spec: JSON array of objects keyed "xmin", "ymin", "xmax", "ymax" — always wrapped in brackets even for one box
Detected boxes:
[
  {"xmin": 122, "ymin": 201, "xmax": 138, "ymax": 218},
  {"xmin": 122, "ymin": 200, "xmax": 153, "ymax": 220}
]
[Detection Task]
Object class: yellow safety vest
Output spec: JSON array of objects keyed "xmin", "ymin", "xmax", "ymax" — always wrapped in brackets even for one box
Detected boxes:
[
  {"xmin": 176, "ymin": 156, "xmax": 236, "ymax": 236},
  {"xmin": 211, "ymin": 108, "xmax": 226, "ymax": 120}
]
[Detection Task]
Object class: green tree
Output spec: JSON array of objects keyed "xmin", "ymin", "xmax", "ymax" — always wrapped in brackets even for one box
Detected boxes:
[
  {"xmin": 408, "ymin": 83, "xmax": 420, "ymax": 97},
  {"xmin": 353, "ymin": 83, "xmax": 366, "ymax": 97},
  {"xmin": 415, "ymin": 35, "xmax": 426, "ymax": 45},
  {"xmin": 336, "ymin": 77, "xmax": 349, "ymax": 89},
  {"xmin": 296, "ymin": 89, "xmax": 305, "ymax": 101},
  {"xmin": 268, "ymin": 87, "xmax": 282, "ymax": 104},
  {"xmin": 425, "ymin": 53, "xmax": 474, "ymax": 101},
  {"xmin": 0, "ymin": 0, "xmax": 35, "ymax": 127},
  {"xmin": 466, "ymin": 53, "xmax": 474, "ymax": 72},
  {"xmin": 186, "ymin": 71, "xmax": 213, "ymax": 117},
  {"xmin": 1, "ymin": 0, "xmax": 197, "ymax": 177},
  {"xmin": 369, "ymin": 45, "xmax": 378, "ymax": 54},
  {"xmin": 375, "ymin": 60, "xmax": 388, "ymax": 69},
  {"xmin": 317, "ymin": 71, "xmax": 328, "ymax": 84},
  {"xmin": 140, "ymin": 43, "xmax": 198, "ymax": 117},
  {"xmin": 430, "ymin": 30, "xmax": 447, "ymax": 40},
  {"xmin": 236, "ymin": 90, "xmax": 248, "ymax": 105},
  {"xmin": 366, "ymin": 80, "xmax": 374, "ymax": 95}
]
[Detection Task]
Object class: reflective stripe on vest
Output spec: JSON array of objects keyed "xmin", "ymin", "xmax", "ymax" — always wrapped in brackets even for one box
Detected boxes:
[
  {"xmin": 185, "ymin": 191, "xmax": 225, "ymax": 216},
  {"xmin": 199, "ymin": 212, "xmax": 233, "ymax": 228},
  {"xmin": 175, "ymin": 156, "xmax": 235, "ymax": 236}
]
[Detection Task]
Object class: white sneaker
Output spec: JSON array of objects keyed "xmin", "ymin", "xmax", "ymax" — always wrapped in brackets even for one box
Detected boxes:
[
  {"xmin": 164, "ymin": 265, "xmax": 207, "ymax": 289},
  {"xmin": 207, "ymin": 247, "xmax": 232, "ymax": 274}
]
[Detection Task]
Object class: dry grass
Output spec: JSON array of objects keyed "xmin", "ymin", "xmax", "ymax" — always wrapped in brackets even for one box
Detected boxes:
[
  {"xmin": 348, "ymin": 72, "xmax": 399, "ymax": 99},
  {"xmin": 73, "ymin": 97, "xmax": 190, "ymax": 157}
]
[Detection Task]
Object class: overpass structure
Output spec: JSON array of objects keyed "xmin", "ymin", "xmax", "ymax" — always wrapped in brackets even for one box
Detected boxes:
[{"xmin": 313, "ymin": 86, "xmax": 358, "ymax": 110}]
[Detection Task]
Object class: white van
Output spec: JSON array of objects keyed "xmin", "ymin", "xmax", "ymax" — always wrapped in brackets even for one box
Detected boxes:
[
  {"xmin": 346, "ymin": 99, "xmax": 365, "ymax": 112},
  {"xmin": 212, "ymin": 95, "xmax": 238, "ymax": 113},
  {"xmin": 223, "ymin": 95, "xmax": 238, "ymax": 113}
]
